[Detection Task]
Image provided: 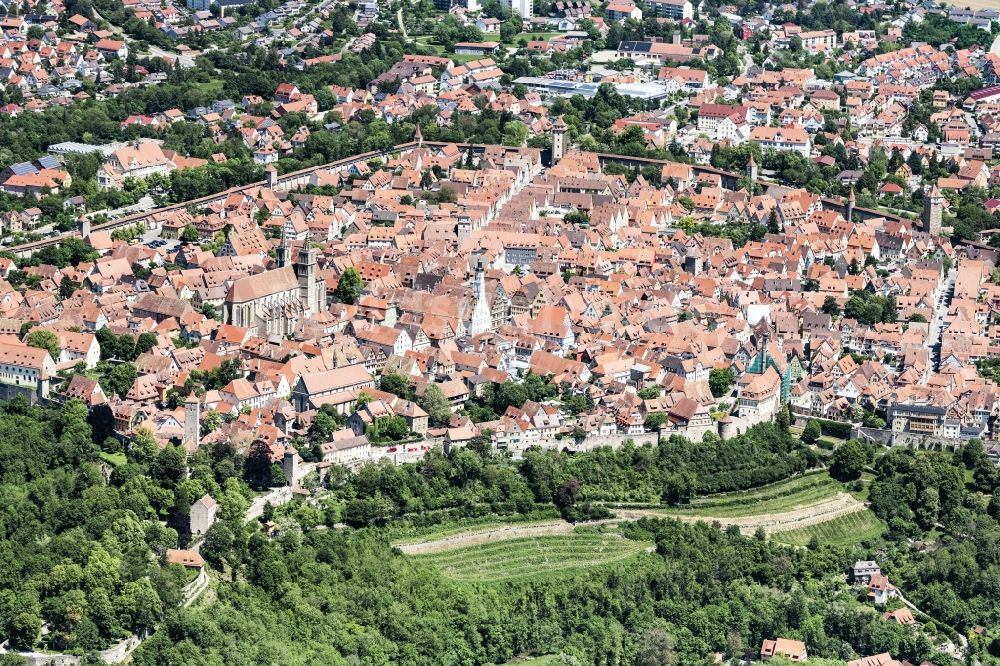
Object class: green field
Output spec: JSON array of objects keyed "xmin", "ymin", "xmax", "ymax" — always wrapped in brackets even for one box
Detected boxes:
[
  {"xmin": 192, "ymin": 78, "xmax": 225, "ymax": 97},
  {"xmin": 414, "ymin": 530, "xmax": 650, "ymax": 582},
  {"xmin": 99, "ymin": 452, "xmax": 127, "ymax": 467},
  {"xmin": 656, "ymin": 472, "xmax": 843, "ymax": 518},
  {"xmin": 773, "ymin": 510, "xmax": 886, "ymax": 547}
]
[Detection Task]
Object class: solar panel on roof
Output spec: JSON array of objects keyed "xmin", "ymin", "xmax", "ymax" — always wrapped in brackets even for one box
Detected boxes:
[
  {"xmin": 8, "ymin": 162, "xmax": 37, "ymax": 176},
  {"xmin": 36, "ymin": 155, "xmax": 59, "ymax": 169}
]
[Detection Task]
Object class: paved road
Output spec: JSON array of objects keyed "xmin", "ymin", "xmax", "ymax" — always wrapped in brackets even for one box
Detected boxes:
[
  {"xmin": 93, "ymin": 4, "xmax": 199, "ymax": 67},
  {"xmin": 928, "ymin": 265, "xmax": 957, "ymax": 372},
  {"xmin": 397, "ymin": 8, "xmax": 409, "ymax": 41},
  {"xmin": 148, "ymin": 44, "xmax": 198, "ymax": 69},
  {"xmin": 243, "ymin": 462, "xmax": 317, "ymax": 522},
  {"xmin": 291, "ymin": 0, "xmax": 338, "ymax": 47},
  {"xmin": 898, "ymin": 589, "xmax": 967, "ymax": 658},
  {"xmin": 91, "ymin": 194, "xmax": 157, "ymax": 221}
]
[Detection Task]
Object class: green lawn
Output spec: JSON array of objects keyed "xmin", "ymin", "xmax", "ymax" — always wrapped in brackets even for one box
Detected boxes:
[
  {"xmin": 99, "ymin": 452, "xmax": 127, "ymax": 467},
  {"xmin": 450, "ymin": 53, "xmax": 492, "ymax": 63},
  {"xmin": 192, "ymin": 78, "xmax": 225, "ymax": 97},
  {"xmin": 412, "ymin": 34, "xmax": 505, "ymax": 61},
  {"xmin": 519, "ymin": 32, "xmax": 563, "ymax": 40},
  {"xmin": 773, "ymin": 510, "xmax": 885, "ymax": 548},
  {"xmin": 413, "ymin": 530, "xmax": 650, "ymax": 583}
]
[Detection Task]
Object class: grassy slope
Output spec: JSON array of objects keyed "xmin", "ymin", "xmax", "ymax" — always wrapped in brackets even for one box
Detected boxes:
[
  {"xmin": 660, "ymin": 474, "xmax": 843, "ymax": 518},
  {"xmin": 774, "ymin": 510, "xmax": 886, "ymax": 547},
  {"xmin": 413, "ymin": 530, "xmax": 651, "ymax": 582},
  {"xmin": 390, "ymin": 518, "xmax": 564, "ymax": 546}
]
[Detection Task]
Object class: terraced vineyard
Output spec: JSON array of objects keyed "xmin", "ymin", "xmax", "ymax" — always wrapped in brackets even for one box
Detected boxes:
[
  {"xmin": 773, "ymin": 509, "xmax": 886, "ymax": 547},
  {"xmin": 663, "ymin": 472, "xmax": 842, "ymax": 518},
  {"xmin": 414, "ymin": 530, "xmax": 651, "ymax": 582}
]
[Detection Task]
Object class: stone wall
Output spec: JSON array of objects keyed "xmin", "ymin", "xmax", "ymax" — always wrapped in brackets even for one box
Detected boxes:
[
  {"xmin": 720, "ymin": 411, "xmax": 772, "ymax": 440},
  {"xmin": 564, "ymin": 431, "xmax": 660, "ymax": 451},
  {"xmin": 854, "ymin": 426, "xmax": 962, "ymax": 451}
]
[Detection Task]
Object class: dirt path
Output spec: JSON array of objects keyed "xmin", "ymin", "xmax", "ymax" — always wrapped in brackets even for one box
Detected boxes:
[{"xmin": 398, "ymin": 493, "xmax": 868, "ymax": 554}]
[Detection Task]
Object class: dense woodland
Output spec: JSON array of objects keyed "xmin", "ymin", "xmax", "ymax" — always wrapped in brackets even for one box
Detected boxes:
[
  {"xmin": 132, "ymin": 518, "xmax": 950, "ymax": 666},
  {"xmin": 5, "ymin": 391, "xmax": 1000, "ymax": 664},
  {"xmin": 0, "ymin": 393, "xmax": 266, "ymax": 656},
  {"xmin": 0, "ymin": 398, "xmax": 184, "ymax": 654}
]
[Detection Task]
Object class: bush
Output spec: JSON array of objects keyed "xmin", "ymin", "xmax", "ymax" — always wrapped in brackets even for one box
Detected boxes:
[
  {"xmin": 801, "ymin": 419, "xmax": 822, "ymax": 445},
  {"xmin": 819, "ymin": 419, "xmax": 853, "ymax": 439}
]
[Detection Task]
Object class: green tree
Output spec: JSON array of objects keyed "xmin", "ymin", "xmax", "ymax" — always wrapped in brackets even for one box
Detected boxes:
[
  {"xmin": 776, "ymin": 403, "xmax": 791, "ymax": 433},
  {"xmin": 25, "ymin": 329, "xmax": 59, "ymax": 361},
  {"xmin": 135, "ymin": 332, "xmax": 158, "ymax": 356},
  {"xmin": 378, "ymin": 371, "xmax": 414, "ymax": 400},
  {"xmin": 367, "ymin": 415, "xmax": 410, "ymax": 442},
  {"xmin": 101, "ymin": 362, "xmax": 138, "ymax": 398},
  {"xmin": 644, "ymin": 412, "xmax": 669, "ymax": 430},
  {"xmin": 59, "ymin": 276, "xmax": 78, "ymax": 300},
  {"xmin": 709, "ymin": 368, "xmax": 734, "ymax": 398},
  {"xmin": 180, "ymin": 224, "xmax": 200, "ymax": 243},
  {"xmin": 831, "ymin": 440, "xmax": 866, "ymax": 480},
  {"xmin": 418, "ymin": 384, "xmax": 452, "ymax": 427},
  {"xmin": 801, "ymin": 419, "xmax": 822, "ymax": 445},
  {"xmin": 58, "ymin": 399, "xmax": 95, "ymax": 466},
  {"xmin": 309, "ymin": 405, "xmax": 342, "ymax": 443},
  {"xmin": 822, "ymin": 296, "xmax": 841, "ymax": 317},
  {"xmin": 200, "ymin": 522, "xmax": 234, "ymax": 570},
  {"xmin": 201, "ymin": 410, "xmax": 223, "ymax": 435},
  {"xmin": 9, "ymin": 611, "xmax": 41, "ymax": 650},
  {"xmin": 637, "ymin": 386, "xmax": 661, "ymax": 400},
  {"xmin": 334, "ymin": 267, "xmax": 364, "ymax": 304}
]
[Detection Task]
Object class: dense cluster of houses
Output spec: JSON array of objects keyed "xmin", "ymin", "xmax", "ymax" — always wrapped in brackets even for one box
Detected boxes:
[{"xmin": 0, "ymin": 119, "xmax": 995, "ymax": 485}]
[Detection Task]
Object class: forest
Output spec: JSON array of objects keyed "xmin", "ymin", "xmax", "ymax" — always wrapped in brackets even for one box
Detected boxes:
[
  {"xmin": 0, "ymin": 397, "xmax": 187, "ymax": 654},
  {"xmin": 135, "ymin": 434, "xmax": 1000, "ymax": 666},
  {"xmin": 5, "ymin": 388, "xmax": 1000, "ymax": 664},
  {"xmin": 131, "ymin": 517, "xmax": 949, "ymax": 666}
]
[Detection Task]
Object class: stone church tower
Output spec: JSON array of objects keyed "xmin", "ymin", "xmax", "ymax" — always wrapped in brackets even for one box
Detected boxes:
[
  {"xmin": 296, "ymin": 241, "xmax": 324, "ymax": 315},
  {"xmin": 275, "ymin": 226, "xmax": 324, "ymax": 315},
  {"xmin": 468, "ymin": 256, "xmax": 492, "ymax": 336}
]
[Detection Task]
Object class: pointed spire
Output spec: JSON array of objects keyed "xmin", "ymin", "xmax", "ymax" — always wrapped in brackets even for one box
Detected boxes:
[
  {"xmin": 414, "ymin": 124, "xmax": 423, "ymax": 145},
  {"xmin": 848, "ymin": 184, "xmax": 856, "ymax": 203}
]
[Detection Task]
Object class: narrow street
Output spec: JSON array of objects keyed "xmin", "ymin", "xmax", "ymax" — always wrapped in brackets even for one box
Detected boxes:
[{"xmin": 928, "ymin": 265, "xmax": 957, "ymax": 372}]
